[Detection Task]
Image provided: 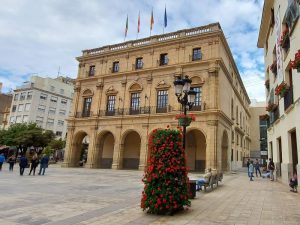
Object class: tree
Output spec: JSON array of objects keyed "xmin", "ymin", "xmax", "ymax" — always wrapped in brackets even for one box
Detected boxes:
[
  {"xmin": 0, "ymin": 123, "xmax": 55, "ymax": 149},
  {"xmin": 141, "ymin": 128, "xmax": 191, "ymax": 215},
  {"xmin": 48, "ymin": 138, "xmax": 65, "ymax": 151}
]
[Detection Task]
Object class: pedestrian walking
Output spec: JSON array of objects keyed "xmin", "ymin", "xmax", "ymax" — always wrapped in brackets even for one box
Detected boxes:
[
  {"xmin": 249, "ymin": 161, "xmax": 254, "ymax": 181},
  {"xmin": 289, "ymin": 170, "xmax": 298, "ymax": 193},
  {"xmin": 246, "ymin": 158, "xmax": 250, "ymax": 177},
  {"xmin": 8, "ymin": 155, "xmax": 16, "ymax": 171},
  {"xmin": 38, "ymin": 154, "xmax": 49, "ymax": 175},
  {"xmin": 254, "ymin": 158, "xmax": 261, "ymax": 177},
  {"xmin": 19, "ymin": 155, "xmax": 28, "ymax": 176},
  {"xmin": 0, "ymin": 153, "xmax": 5, "ymax": 171},
  {"xmin": 29, "ymin": 153, "xmax": 39, "ymax": 175},
  {"xmin": 268, "ymin": 158, "xmax": 275, "ymax": 181}
]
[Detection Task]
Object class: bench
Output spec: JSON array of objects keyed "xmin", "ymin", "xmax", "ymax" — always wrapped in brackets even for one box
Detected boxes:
[{"xmin": 197, "ymin": 171, "xmax": 223, "ymax": 192}]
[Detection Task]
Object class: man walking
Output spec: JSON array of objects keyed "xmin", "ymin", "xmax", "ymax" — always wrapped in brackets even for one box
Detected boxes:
[
  {"xmin": 268, "ymin": 158, "xmax": 275, "ymax": 181},
  {"xmin": 19, "ymin": 155, "xmax": 28, "ymax": 176},
  {"xmin": 0, "ymin": 153, "xmax": 5, "ymax": 171},
  {"xmin": 246, "ymin": 158, "xmax": 250, "ymax": 177},
  {"xmin": 254, "ymin": 159, "xmax": 261, "ymax": 177},
  {"xmin": 38, "ymin": 154, "xmax": 49, "ymax": 175}
]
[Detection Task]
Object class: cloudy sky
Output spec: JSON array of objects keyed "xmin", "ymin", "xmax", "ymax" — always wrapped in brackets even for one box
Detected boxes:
[{"xmin": 0, "ymin": 0, "xmax": 265, "ymax": 101}]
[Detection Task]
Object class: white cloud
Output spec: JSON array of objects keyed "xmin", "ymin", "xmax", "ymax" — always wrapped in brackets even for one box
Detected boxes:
[{"xmin": 0, "ymin": 0, "xmax": 265, "ymax": 102}]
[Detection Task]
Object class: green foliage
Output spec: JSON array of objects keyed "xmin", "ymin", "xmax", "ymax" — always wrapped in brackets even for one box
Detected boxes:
[
  {"xmin": 43, "ymin": 146, "xmax": 54, "ymax": 157},
  {"xmin": 48, "ymin": 138, "xmax": 65, "ymax": 150},
  {"xmin": 0, "ymin": 123, "xmax": 55, "ymax": 148},
  {"xmin": 141, "ymin": 128, "xmax": 191, "ymax": 214}
]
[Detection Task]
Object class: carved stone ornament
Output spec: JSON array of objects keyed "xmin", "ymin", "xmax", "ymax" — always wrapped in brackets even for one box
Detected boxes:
[
  {"xmin": 96, "ymin": 82, "xmax": 104, "ymax": 89},
  {"xmin": 79, "ymin": 62, "xmax": 85, "ymax": 68},
  {"xmin": 155, "ymin": 80, "xmax": 170, "ymax": 90},
  {"xmin": 106, "ymin": 86, "xmax": 118, "ymax": 95}
]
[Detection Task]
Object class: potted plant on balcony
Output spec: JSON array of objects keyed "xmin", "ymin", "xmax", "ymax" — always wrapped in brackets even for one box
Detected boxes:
[
  {"xmin": 175, "ymin": 113, "xmax": 196, "ymax": 127},
  {"xmin": 270, "ymin": 61, "xmax": 277, "ymax": 75},
  {"xmin": 280, "ymin": 29, "xmax": 290, "ymax": 50},
  {"xmin": 266, "ymin": 103, "xmax": 277, "ymax": 112},
  {"xmin": 265, "ymin": 79, "xmax": 270, "ymax": 89},
  {"xmin": 275, "ymin": 81, "xmax": 289, "ymax": 98},
  {"xmin": 289, "ymin": 50, "xmax": 300, "ymax": 72}
]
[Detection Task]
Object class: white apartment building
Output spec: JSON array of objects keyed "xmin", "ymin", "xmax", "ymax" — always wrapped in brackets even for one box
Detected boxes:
[
  {"xmin": 258, "ymin": 0, "xmax": 300, "ymax": 184},
  {"xmin": 9, "ymin": 76, "xmax": 74, "ymax": 139}
]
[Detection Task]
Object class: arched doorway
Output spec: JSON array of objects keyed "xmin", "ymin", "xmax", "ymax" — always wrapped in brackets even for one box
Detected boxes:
[
  {"xmin": 221, "ymin": 130, "xmax": 229, "ymax": 171},
  {"xmin": 72, "ymin": 131, "xmax": 89, "ymax": 167},
  {"xmin": 122, "ymin": 131, "xmax": 141, "ymax": 169},
  {"xmin": 98, "ymin": 131, "xmax": 115, "ymax": 168},
  {"xmin": 186, "ymin": 129, "xmax": 206, "ymax": 172}
]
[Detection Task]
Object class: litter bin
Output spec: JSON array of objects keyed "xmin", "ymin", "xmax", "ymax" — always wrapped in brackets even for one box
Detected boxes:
[{"xmin": 189, "ymin": 180, "xmax": 197, "ymax": 199}]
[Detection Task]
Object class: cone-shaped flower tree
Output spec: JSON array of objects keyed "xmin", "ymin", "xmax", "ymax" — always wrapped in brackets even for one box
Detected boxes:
[{"xmin": 141, "ymin": 128, "xmax": 191, "ymax": 214}]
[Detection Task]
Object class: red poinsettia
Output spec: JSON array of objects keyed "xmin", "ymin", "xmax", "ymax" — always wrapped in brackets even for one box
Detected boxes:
[
  {"xmin": 289, "ymin": 50, "xmax": 300, "ymax": 71},
  {"xmin": 275, "ymin": 81, "xmax": 289, "ymax": 97}
]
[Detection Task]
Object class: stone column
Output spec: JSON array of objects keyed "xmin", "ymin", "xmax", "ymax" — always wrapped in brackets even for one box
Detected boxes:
[
  {"xmin": 138, "ymin": 133, "xmax": 148, "ymax": 171},
  {"xmin": 111, "ymin": 127, "xmax": 122, "ymax": 169},
  {"xmin": 61, "ymin": 126, "xmax": 75, "ymax": 167},
  {"xmin": 206, "ymin": 120, "xmax": 218, "ymax": 169},
  {"xmin": 72, "ymin": 84, "xmax": 81, "ymax": 117},
  {"xmin": 85, "ymin": 127, "xmax": 98, "ymax": 168},
  {"xmin": 207, "ymin": 62, "xmax": 219, "ymax": 109}
]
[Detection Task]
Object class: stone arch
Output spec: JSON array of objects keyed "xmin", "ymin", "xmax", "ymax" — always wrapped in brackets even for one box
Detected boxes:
[
  {"xmin": 121, "ymin": 130, "xmax": 141, "ymax": 169},
  {"xmin": 71, "ymin": 130, "xmax": 90, "ymax": 167},
  {"xmin": 221, "ymin": 130, "xmax": 229, "ymax": 171},
  {"xmin": 128, "ymin": 82, "xmax": 143, "ymax": 92},
  {"xmin": 186, "ymin": 128, "xmax": 206, "ymax": 172},
  {"xmin": 190, "ymin": 76, "xmax": 205, "ymax": 85},
  {"xmin": 82, "ymin": 89, "xmax": 93, "ymax": 97},
  {"xmin": 97, "ymin": 130, "xmax": 116, "ymax": 168}
]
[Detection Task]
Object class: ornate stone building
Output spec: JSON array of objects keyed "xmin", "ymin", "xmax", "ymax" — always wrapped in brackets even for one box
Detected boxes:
[{"xmin": 63, "ymin": 23, "xmax": 251, "ymax": 172}]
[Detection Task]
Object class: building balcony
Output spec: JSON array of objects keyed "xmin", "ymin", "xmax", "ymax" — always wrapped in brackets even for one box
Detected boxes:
[
  {"xmin": 284, "ymin": 87, "xmax": 294, "ymax": 111},
  {"xmin": 75, "ymin": 111, "xmax": 93, "ymax": 118}
]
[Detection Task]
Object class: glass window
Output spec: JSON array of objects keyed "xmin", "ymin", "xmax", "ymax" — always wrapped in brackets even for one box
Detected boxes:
[
  {"xmin": 59, "ymin": 110, "xmax": 66, "ymax": 115},
  {"xmin": 57, "ymin": 120, "xmax": 64, "ymax": 126},
  {"xmin": 47, "ymin": 118, "xmax": 54, "ymax": 124},
  {"xmin": 23, "ymin": 115, "xmax": 29, "ymax": 123},
  {"xmin": 14, "ymin": 94, "xmax": 19, "ymax": 101},
  {"xmin": 60, "ymin": 89, "xmax": 64, "ymax": 94},
  {"xmin": 89, "ymin": 65, "xmax": 95, "ymax": 76},
  {"xmin": 135, "ymin": 58, "xmax": 143, "ymax": 69},
  {"xmin": 12, "ymin": 105, "xmax": 17, "ymax": 112},
  {"xmin": 192, "ymin": 48, "xmax": 202, "ymax": 61},
  {"xmin": 106, "ymin": 96, "xmax": 116, "ymax": 112},
  {"xmin": 112, "ymin": 61, "xmax": 119, "ymax": 73},
  {"xmin": 27, "ymin": 92, "xmax": 32, "ymax": 100},
  {"xmin": 48, "ymin": 107, "xmax": 56, "ymax": 115},
  {"xmin": 18, "ymin": 104, "xmax": 24, "ymax": 112},
  {"xmin": 83, "ymin": 97, "xmax": 92, "ymax": 116},
  {"xmin": 50, "ymin": 96, "xmax": 58, "ymax": 103},
  {"xmin": 56, "ymin": 131, "xmax": 62, "ymax": 136},
  {"xmin": 157, "ymin": 90, "xmax": 168, "ymax": 112},
  {"xmin": 40, "ymin": 93, "xmax": 47, "ymax": 100},
  {"xmin": 160, "ymin": 54, "xmax": 168, "ymax": 66},
  {"xmin": 38, "ymin": 105, "xmax": 46, "ymax": 113},
  {"xmin": 50, "ymin": 86, "xmax": 55, "ymax": 92},
  {"xmin": 193, "ymin": 87, "xmax": 202, "ymax": 110},
  {"xmin": 20, "ymin": 92, "xmax": 26, "ymax": 101},
  {"xmin": 130, "ymin": 93, "xmax": 140, "ymax": 114},
  {"xmin": 16, "ymin": 116, "xmax": 22, "ymax": 123},
  {"xmin": 61, "ymin": 99, "xmax": 67, "ymax": 104},
  {"xmin": 25, "ymin": 103, "xmax": 31, "ymax": 111},
  {"xmin": 10, "ymin": 116, "xmax": 15, "ymax": 123}
]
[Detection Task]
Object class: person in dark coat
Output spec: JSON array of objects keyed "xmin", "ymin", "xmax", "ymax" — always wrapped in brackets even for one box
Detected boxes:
[
  {"xmin": 0, "ymin": 153, "xmax": 5, "ymax": 171},
  {"xmin": 19, "ymin": 155, "xmax": 28, "ymax": 176},
  {"xmin": 29, "ymin": 153, "xmax": 39, "ymax": 175},
  {"xmin": 38, "ymin": 154, "xmax": 49, "ymax": 175},
  {"xmin": 8, "ymin": 155, "xmax": 16, "ymax": 171}
]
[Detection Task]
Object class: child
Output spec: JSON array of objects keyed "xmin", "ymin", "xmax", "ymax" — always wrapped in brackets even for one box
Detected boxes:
[
  {"xmin": 249, "ymin": 161, "xmax": 254, "ymax": 181},
  {"xmin": 289, "ymin": 171, "xmax": 298, "ymax": 193}
]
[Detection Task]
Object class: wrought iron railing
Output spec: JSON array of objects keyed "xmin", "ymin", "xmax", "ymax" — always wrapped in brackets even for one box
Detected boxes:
[
  {"xmin": 75, "ymin": 111, "xmax": 93, "ymax": 118},
  {"xmin": 284, "ymin": 87, "xmax": 294, "ymax": 111}
]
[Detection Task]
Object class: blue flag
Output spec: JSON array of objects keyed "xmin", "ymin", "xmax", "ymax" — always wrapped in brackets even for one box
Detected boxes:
[{"xmin": 164, "ymin": 6, "xmax": 167, "ymax": 28}]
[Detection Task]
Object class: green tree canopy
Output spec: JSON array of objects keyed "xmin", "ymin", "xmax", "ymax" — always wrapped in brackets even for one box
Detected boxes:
[
  {"xmin": 0, "ymin": 123, "xmax": 55, "ymax": 148},
  {"xmin": 48, "ymin": 138, "xmax": 66, "ymax": 150}
]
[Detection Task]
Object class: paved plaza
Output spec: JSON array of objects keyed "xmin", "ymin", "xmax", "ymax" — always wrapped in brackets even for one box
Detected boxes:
[{"xmin": 0, "ymin": 164, "xmax": 300, "ymax": 225}]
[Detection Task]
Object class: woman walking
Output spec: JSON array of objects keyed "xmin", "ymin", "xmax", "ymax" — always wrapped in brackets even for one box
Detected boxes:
[
  {"xmin": 29, "ymin": 153, "xmax": 39, "ymax": 176},
  {"xmin": 8, "ymin": 155, "xmax": 16, "ymax": 171}
]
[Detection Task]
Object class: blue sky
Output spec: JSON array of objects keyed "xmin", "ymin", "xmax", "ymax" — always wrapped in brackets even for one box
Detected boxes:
[{"xmin": 0, "ymin": 0, "xmax": 265, "ymax": 101}]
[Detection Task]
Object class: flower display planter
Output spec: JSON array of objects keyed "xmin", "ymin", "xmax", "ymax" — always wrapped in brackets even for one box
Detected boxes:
[{"xmin": 178, "ymin": 117, "xmax": 192, "ymax": 126}]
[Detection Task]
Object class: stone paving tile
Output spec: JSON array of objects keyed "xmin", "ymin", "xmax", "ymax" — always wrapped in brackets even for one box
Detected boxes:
[{"xmin": 1, "ymin": 164, "xmax": 300, "ymax": 225}]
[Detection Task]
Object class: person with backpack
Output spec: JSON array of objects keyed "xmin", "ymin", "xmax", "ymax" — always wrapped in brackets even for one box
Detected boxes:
[{"xmin": 268, "ymin": 158, "xmax": 275, "ymax": 181}]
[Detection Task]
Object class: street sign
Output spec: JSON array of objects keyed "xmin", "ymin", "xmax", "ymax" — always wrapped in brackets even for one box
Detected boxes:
[{"xmin": 261, "ymin": 151, "xmax": 268, "ymax": 156}]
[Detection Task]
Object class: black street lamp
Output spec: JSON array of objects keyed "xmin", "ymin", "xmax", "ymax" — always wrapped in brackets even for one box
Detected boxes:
[{"xmin": 174, "ymin": 75, "xmax": 196, "ymax": 150}]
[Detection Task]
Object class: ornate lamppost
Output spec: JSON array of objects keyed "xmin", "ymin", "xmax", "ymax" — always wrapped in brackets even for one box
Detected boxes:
[{"xmin": 174, "ymin": 75, "xmax": 196, "ymax": 150}]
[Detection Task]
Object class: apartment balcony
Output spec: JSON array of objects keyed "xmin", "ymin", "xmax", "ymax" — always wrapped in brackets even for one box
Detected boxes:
[
  {"xmin": 75, "ymin": 111, "xmax": 93, "ymax": 118},
  {"xmin": 284, "ymin": 87, "xmax": 294, "ymax": 111}
]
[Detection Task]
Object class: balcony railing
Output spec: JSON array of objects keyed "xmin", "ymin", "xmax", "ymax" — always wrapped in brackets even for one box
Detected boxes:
[
  {"xmin": 284, "ymin": 87, "xmax": 294, "ymax": 111},
  {"xmin": 75, "ymin": 111, "xmax": 93, "ymax": 118}
]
